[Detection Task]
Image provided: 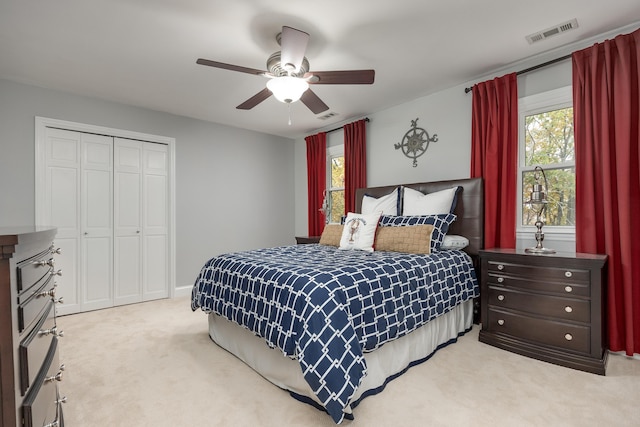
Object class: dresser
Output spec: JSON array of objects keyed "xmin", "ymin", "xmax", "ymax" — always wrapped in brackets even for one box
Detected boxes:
[
  {"xmin": 0, "ymin": 227, "xmax": 65, "ymax": 427},
  {"xmin": 478, "ymin": 248, "xmax": 608, "ymax": 375}
]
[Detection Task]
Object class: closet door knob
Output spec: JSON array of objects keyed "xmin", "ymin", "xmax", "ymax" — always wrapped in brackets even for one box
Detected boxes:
[
  {"xmin": 497, "ymin": 319, "xmax": 505, "ymax": 326},
  {"xmin": 497, "ymin": 295, "xmax": 505, "ymax": 301}
]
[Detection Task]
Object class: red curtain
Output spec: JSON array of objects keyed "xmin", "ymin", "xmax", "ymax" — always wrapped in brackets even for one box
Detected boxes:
[
  {"xmin": 344, "ymin": 119, "xmax": 367, "ymax": 214},
  {"xmin": 305, "ymin": 132, "xmax": 327, "ymax": 236},
  {"xmin": 572, "ymin": 28, "xmax": 640, "ymax": 356},
  {"xmin": 470, "ymin": 73, "xmax": 518, "ymax": 249}
]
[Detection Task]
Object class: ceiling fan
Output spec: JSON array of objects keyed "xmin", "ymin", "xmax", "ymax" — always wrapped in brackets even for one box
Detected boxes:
[{"xmin": 196, "ymin": 26, "xmax": 375, "ymax": 114}]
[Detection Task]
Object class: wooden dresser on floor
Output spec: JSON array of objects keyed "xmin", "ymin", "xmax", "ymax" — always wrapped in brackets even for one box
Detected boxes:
[
  {"xmin": 479, "ymin": 248, "xmax": 608, "ymax": 375},
  {"xmin": 0, "ymin": 227, "xmax": 65, "ymax": 427}
]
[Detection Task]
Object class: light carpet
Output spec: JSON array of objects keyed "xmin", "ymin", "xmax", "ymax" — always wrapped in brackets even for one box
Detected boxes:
[{"xmin": 57, "ymin": 297, "xmax": 640, "ymax": 426}]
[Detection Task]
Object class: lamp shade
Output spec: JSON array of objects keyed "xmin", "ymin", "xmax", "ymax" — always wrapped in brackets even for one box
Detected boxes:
[{"xmin": 266, "ymin": 76, "xmax": 309, "ymax": 103}]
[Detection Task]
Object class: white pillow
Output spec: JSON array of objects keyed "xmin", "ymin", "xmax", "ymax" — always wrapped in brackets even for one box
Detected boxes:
[
  {"xmin": 361, "ymin": 187, "xmax": 400, "ymax": 215},
  {"xmin": 339, "ymin": 212, "xmax": 381, "ymax": 252},
  {"xmin": 441, "ymin": 234, "xmax": 470, "ymax": 250},
  {"xmin": 403, "ymin": 186, "xmax": 459, "ymax": 216}
]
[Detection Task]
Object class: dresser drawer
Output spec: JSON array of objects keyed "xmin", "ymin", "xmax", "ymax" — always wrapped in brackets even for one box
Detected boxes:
[
  {"xmin": 20, "ymin": 301, "xmax": 57, "ymax": 396},
  {"xmin": 487, "ymin": 286, "xmax": 590, "ymax": 322},
  {"xmin": 18, "ymin": 275, "xmax": 56, "ymax": 333},
  {"xmin": 486, "ymin": 308, "xmax": 591, "ymax": 354},
  {"xmin": 17, "ymin": 247, "xmax": 55, "ymax": 293},
  {"xmin": 487, "ymin": 273, "xmax": 590, "ymax": 297},
  {"xmin": 487, "ymin": 260, "xmax": 590, "ymax": 282},
  {"xmin": 22, "ymin": 337, "xmax": 63, "ymax": 427}
]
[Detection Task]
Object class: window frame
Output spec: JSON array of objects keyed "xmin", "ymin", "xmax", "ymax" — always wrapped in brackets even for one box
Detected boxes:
[
  {"xmin": 326, "ymin": 145, "xmax": 344, "ymax": 224},
  {"xmin": 517, "ymin": 85, "xmax": 576, "ymax": 241}
]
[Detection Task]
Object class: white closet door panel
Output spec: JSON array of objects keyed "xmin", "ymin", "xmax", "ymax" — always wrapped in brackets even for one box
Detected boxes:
[
  {"xmin": 143, "ymin": 234, "xmax": 168, "ymax": 300},
  {"xmin": 115, "ymin": 143, "xmax": 142, "ymax": 172},
  {"xmin": 114, "ymin": 138, "xmax": 143, "ymax": 304},
  {"xmin": 81, "ymin": 134, "xmax": 113, "ymax": 311},
  {"xmin": 116, "ymin": 172, "xmax": 141, "ymax": 227},
  {"xmin": 144, "ymin": 174, "xmax": 168, "ymax": 231},
  {"xmin": 114, "ymin": 235, "xmax": 142, "ymax": 304},
  {"xmin": 53, "ymin": 237, "xmax": 79, "ymax": 316},
  {"xmin": 83, "ymin": 136, "xmax": 112, "ymax": 170},
  {"xmin": 144, "ymin": 144, "xmax": 168, "ymax": 175},
  {"xmin": 82, "ymin": 236, "xmax": 112, "ymax": 310},
  {"xmin": 83, "ymin": 169, "xmax": 112, "ymax": 231},
  {"xmin": 48, "ymin": 167, "xmax": 79, "ymax": 232},
  {"xmin": 46, "ymin": 128, "xmax": 80, "ymax": 165}
]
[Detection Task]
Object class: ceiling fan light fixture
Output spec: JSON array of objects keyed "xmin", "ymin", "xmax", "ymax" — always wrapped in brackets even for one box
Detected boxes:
[{"xmin": 266, "ymin": 76, "xmax": 309, "ymax": 104}]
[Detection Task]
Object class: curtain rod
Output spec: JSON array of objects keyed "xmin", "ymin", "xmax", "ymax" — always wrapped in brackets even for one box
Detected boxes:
[
  {"xmin": 325, "ymin": 117, "xmax": 370, "ymax": 134},
  {"xmin": 464, "ymin": 53, "xmax": 572, "ymax": 94}
]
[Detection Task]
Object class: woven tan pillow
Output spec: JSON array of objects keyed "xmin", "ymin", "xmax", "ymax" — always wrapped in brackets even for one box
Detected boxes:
[
  {"xmin": 375, "ymin": 225, "xmax": 434, "ymax": 254},
  {"xmin": 319, "ymin": 224, "xmax": 344, "ymax": 247}
]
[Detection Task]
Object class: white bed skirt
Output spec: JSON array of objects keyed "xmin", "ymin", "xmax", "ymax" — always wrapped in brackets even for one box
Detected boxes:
[{"xmin": 208, "ymin": 299, "xmax": 474, "ymax": 415}]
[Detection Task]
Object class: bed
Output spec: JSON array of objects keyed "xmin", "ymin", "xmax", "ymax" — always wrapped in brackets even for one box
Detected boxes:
[{"xmin": 191, "ymin": 177, "xmax": 483, "ymax": 424}]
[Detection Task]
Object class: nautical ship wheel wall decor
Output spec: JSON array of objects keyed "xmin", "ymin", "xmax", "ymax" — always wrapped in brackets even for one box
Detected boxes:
[{"xmin": 394, "ymin": 118, "xmax": 438, "ymax": 167}]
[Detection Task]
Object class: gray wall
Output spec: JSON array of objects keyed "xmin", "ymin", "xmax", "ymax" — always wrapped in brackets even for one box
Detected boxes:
[
  {"xmin": 294, "ymin": 22, "xmax": 640, "ymax": 252},
  {"xmin": 0, "ymin": 79, "xmax": 295, "ymax": 290}
]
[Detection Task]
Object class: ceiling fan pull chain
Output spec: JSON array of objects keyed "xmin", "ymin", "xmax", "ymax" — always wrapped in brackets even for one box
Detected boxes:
[{"xmin": 288, "ymin": 103, "xmax": 292, "ymax": 126}]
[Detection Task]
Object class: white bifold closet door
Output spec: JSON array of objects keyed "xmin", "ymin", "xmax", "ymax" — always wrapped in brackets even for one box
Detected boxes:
[
  {"xmin": 114, "ymin": 138, "xmax": 169, "ymax": 305},
  {"xmin": 41, "ymin": 128, "xmax": 168, "ymax": 315}
]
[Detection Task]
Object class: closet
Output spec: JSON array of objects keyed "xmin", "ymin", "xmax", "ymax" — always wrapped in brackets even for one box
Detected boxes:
[{"xmin": 36, "ymin": 120, "xmax": 173, "ymax": 315}]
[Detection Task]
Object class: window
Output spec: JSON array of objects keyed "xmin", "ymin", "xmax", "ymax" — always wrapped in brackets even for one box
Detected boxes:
[
  {"xmin": 327, "ymin": 146, "xmax": 345, "ymax": 224},
  {"xmin": 518, "ymin": 86, "xmax": 575, "ymax": 234}
]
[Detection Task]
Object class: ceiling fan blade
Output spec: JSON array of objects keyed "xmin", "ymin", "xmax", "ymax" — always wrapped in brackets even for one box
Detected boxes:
[
  {"xmin": 236, "ymin": 88, "xmax": 272, "ymax": 110},
  {"xmin": 279, "ymin": 26, "xmax": 309, "ymax": 73},
  {"xmin": 300, "ymin": 89, "xmax": 329, "ymax": 114},
  {"xmin": 196, "ymin": 58, "xmax": 266, "ymax": 76},
  {"xmin": 307, "ymin": 70, "xmax": 375, "ymax": 85}
]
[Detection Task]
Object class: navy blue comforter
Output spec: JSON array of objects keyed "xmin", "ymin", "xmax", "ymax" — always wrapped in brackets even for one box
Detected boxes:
[{"xmin": 191, "ymin": 244, "xmax": 478, "ymax": 423}]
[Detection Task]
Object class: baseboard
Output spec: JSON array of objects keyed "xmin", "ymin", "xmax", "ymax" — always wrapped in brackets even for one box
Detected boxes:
[{"xmin": 174, "ymin": 285, "xmax": 193, "ymax": 298}]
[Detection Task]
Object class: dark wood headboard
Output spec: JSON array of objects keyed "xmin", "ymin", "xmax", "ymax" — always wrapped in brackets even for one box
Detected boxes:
[{"xmin": 355, "ymin": 177, "xmax": 484, "ymax": 256}]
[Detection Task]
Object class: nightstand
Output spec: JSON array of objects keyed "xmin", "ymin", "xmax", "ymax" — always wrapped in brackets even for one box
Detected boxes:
[
  {"xmin": 295, "ymin": 236, "xmax": 320, "ymax": 244},
  {"xmin": 478, "ymin": 248, "xmax": 608, "ymax": 375}
]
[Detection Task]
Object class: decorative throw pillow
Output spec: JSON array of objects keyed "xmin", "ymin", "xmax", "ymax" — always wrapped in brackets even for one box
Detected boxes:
[
  {"xmin": 339, "ymin": 212, "xmax": 381, "ymax": 252},
  {"xmin": 361, "ymin": 187, "xmax": 400, "ymax": 215},
  {"xmin": 379, "ymin": 213, "xmax": 457, "ymax": 252},
  {"xmin": 441, "ymin": 234, "xmax": 470, "ymax": 250},
  {"xmin": 402, "ymin": 186, "xmax": 460, "ymax": 215},
  {"xmin": 319, "ymin": 224, "xmax": 344, "ymax": 247},
  {"xmin": 375, "ymin": 225, "xmax": 434, "ymax": 254}
]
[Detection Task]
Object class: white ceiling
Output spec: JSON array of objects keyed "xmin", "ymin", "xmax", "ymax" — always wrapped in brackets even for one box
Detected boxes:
[{"xmin": 1, "ymin": 1, "xmax": 639, "ymax": 139}]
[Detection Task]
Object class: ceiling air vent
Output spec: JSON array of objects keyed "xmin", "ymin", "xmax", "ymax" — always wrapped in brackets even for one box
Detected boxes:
[
  {"xmin": 318, "ymin": 112, "xmax": 338, "ymax": 120},
  {"xmin": 526, "ymin": 19, "xmax": 579, "ymax": 44}
]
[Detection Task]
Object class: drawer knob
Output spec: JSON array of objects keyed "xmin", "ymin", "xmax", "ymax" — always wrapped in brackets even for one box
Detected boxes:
[
  {"xmin": 497, "ymin": 277, "xmax": 504, "ymax": 283},
  {"xmin": 565, "ymin": 271, "xmax": 573, "ymax": 278},
  {"xmin": 43, "ymin": 421, "xmax": 59, "ymax": 427},
  {"xmin": 497, "ymin": 319, "xmax": 505, "ymax": 326},
  {"xmin": 51, "ymin": 269, "xmax": 63, "ymax": 277},
  {"xmin": 39, "ymin": 326, "xmax": 64, "ymax": 337},
  {"xmin": 497, "ymin": 295, "xmax": 505, "ymax": 301},
  {"xmin": 35, "ymin": 258, "xmax": 55, "ymax": 267},
  {"xmin": 45, "ymin": 365, "xmax": 65, "ymax": 383},
  {"xmin": 565, "ymin": 306, "xmax": 573, "ymax": 313},
  {"xmin": 54, "ymin": 297, "xmax": 64, "ymax": 304},
  {"xmin": 565, "ymin": 333, "xmax": 573, "ymax": 341},
  {"xmin": 56, "ymin": 396, "xmax": 68, "ymax": 405},
  {"xmin": 38, "ymin": 284, "xmax": 58, "ymax": 298},
  {"xmin": 52, "ymin": 246, "xmax": 62, "ymax": 255},
  {"xmin": 497, "ymin": 264, "xmax": 505, "ymax": 271},
  {"xmin": 565, "ymin": 286, "xmax": 573, "ymax": 293}
]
